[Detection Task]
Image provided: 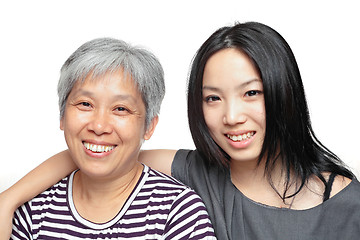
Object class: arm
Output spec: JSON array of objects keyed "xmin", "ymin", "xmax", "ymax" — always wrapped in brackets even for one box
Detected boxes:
[
  {"xmin": 0, "ymin": 150, "xmax": 76, "ymax": 239},
  {"xmin": 139, "ymin": 149, "xmax": 177, "ymax": 176},
  {"xmin": 0, "ymin": 191, "xmax": 15, "ymax": 239}
]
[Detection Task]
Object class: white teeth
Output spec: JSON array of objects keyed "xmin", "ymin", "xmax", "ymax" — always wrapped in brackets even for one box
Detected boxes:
[
  {"xmin": 83, "ymin": 142, "xmax": 115, "ymax": 153},
  {"xmin": 227, "ymin": 132, "xmax": 254, "ymax": 142}
]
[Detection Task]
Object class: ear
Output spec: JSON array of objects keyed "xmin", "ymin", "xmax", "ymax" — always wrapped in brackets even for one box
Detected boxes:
[
  {"xmin": 60, "ymin": 117, "xmax": 64, "ymax": 131},
  {"xmin": 144, "ymin": 116, "xmax": 159, "ymax": 140}
]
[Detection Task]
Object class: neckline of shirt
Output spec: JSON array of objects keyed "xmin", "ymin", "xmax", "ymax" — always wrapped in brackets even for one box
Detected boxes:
[{"xmin": 67, "ymin": 165, "xmax": 149, "ymax": 230}]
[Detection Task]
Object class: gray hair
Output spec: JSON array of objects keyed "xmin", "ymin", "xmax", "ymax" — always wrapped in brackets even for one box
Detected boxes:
[{"xmin": 58, "ymin": 38, "xmax": 165, "ymax": 128}]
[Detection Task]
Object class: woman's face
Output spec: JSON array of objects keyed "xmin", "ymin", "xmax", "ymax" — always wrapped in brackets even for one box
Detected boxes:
[
  {"xmin": 60, "ymin": 70, "xmax": 157, "ymax": 179},
  {"xmin": 202, "ymin": 48, "xmax": 266, "ymax": 164}
]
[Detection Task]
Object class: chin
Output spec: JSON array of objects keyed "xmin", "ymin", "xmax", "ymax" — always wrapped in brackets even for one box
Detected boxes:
[
  {"xmin": 229, "ymin": 152, "xmax": 261, "ymax": 163},
  {"xmin": 79, "ymin": 165, "xmax": 112, "ymax": 178}
]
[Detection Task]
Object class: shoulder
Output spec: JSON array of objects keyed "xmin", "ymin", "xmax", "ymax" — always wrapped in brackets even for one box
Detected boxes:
[
  {"xmin": 172, "ymin": 149, "xmax": 209, "ymax": 175},
  {"xmin": 319, "ymin": 174, "xmax": 360, "ymax": 207},
  {"xmin": 172, "ymin": 150, "xmax": 209, "ymax": 187},
  {"xmin": 21, "ymin": 174, "xmax": 70, "ymax": 213},
  {"xmin": 172, "ymin": 149, "xmax": 226, "ymax": 181},
  {"xmin": 139, "ymin": 149, "xmax": 177, "ymax": 175},
  {"xmin": 12, "ymin": 176, "xmax": 70, "ymax": 235},
  {"xmin": 308, "ymin": 172, "xmax": 354, "ymax": 197},
  {"xmin": 144, "ymin": 164, "xmax": 207, "ymax": 199},
  {"xmin": 157, "ymin": 169, "xmax": 216, "ymax": 239},
  {"xmin": 142, "ymin": 164, "xmax": 209, "ymax": 212},
  {"xmin": 163, "ymin": 188, "xmax": 216, "ymax": 239},
  {"xmin": 144, "ymin": 164, "xmax": 190, "ymax": 191},
  {"xmin": 173, "ymin": 149, "xmax": 201, "ymax": 163},
  {"xmin": 336, "ymin": 177, "xmax": 360, "ymax": 198},
  {"xmin": 323, "ymin": 177, "xmax": 360, "ymax": 220},
  {"xmin": 29, "ymin": 175, "xmax": 68, "ymax": 202},
  {"xmin": 329, "ymin": 174, "xmax": 354, "ymax": 198}
]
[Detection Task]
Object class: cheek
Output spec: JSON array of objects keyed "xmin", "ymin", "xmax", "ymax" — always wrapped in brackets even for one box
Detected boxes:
[
  {"xmin": 256, "ymin": 105, "xmax": 266, "ymax": 129},
  {"xmin": 62, "ymin": 109, "xmax": 87, "ymax": 132},
  {"xmin": 249, "ymin": 98, "xmax": 266, "ymax": 125},
  {"xmin": 114, "ymin": 118, "xmax": 147, "ymax": 140},
  {"xmin": 203, "ymin": 107, "xmax": 220, "ymax": 135},
  {"xmin": 252, "ymin": 103, "xmax": 266, "ymax": 141}
]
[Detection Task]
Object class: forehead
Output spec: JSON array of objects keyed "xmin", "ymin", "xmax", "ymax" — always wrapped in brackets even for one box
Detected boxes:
[
  {"xmin": 79, "ymin": 69, "xmax": 136, "ymax": 88},
  {"xmin": 70, "ymin": 70, "xmax": 143, "ymax": 102},
  {"xmin": 203, "ymin": 48, "xmax": 261, "ymax": 87}
]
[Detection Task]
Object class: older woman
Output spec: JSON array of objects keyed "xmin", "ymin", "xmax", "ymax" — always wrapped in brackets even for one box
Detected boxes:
[{"xmin": 10, "ymin": 38, "xmax": 216, "ymax": 239}]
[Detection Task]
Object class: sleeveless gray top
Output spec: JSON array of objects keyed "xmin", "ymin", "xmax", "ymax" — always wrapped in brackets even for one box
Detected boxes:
[{"xmin": 172, "ymin": 149, "xmax": 360, "ymax": 240}]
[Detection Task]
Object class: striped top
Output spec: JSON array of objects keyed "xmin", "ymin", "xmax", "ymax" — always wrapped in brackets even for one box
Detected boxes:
[{"xmin": 11, "ymin": 165, "xmax": 216, "ymax": 239}]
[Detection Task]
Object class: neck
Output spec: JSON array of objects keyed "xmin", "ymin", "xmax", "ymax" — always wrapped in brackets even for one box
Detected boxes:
[
  {"xmin": 230, "ymin": 157, "xmax": 296, "ymax": 208},
  {"xmin": 72, "ymin": 162, "xmax": 143, "ymax": 223},
  {"xmin": 230, "ymin": 158, "xmax": 268, "ymax": 189}
]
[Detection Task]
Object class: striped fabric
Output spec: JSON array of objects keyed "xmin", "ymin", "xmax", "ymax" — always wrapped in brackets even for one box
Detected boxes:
[{"xmin": 11, "ymin": 165, "xmax": 216, "ymax": 239}]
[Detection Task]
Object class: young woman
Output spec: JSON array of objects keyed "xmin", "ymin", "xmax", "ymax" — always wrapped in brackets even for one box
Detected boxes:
[{"xmin": 2, "ymin": 22, "xmax": 360, "ymax": 239}]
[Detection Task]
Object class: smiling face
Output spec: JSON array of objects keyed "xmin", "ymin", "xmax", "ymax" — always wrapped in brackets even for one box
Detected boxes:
[
  {"xmin": 202, "ymin": 48, "xmax": 266, "ymax": 165},
  {"xmin": 60, "ymin": 70, "xmax": 157, "ymax": 179}
]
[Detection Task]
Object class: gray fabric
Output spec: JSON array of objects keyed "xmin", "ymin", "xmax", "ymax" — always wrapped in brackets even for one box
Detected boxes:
[{"xmin": 172, "ymin": 149, "xmax": 360, "ymax": 240}]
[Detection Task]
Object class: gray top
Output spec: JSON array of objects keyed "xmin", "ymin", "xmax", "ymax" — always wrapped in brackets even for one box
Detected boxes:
[{"xmin": 172, "ymin": 149, "xmax": 360, "ymax": 240}]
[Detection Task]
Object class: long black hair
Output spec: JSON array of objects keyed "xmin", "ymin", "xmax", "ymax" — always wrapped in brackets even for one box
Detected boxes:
[{"xmin": 187, "ymin": 21, "xmax": 354, "ymax": 200}]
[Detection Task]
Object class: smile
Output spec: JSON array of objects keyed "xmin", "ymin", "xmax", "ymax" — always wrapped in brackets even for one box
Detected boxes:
[
  {"xmin": 83, "ymin": 142, "xmax": 116, "ymax": 153},
  {"xmin": 226, "ymin": 131, "xmax": 255, "ymax": 142}
]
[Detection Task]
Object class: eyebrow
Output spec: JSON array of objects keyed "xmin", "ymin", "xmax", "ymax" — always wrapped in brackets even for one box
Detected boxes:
[
  {"xmin": 202, "ymin": 78, "xmax": 262, "ymax": 91},
  {"xmin": 71, "ymin": 89, "xmax": 138, "ymax": 103}
]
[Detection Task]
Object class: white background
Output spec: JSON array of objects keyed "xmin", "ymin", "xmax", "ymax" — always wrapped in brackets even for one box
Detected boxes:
[{"xmin": 0, "ymin": 0, "xmax": 359, "ymax": 192}]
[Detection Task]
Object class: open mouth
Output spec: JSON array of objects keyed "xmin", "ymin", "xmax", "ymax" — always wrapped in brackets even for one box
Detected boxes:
[
  {"xmin": 83, "ymin": 142, "xmax": 116, "ymax": 153},
  {"xmin": 226, "ymin": 131, "xmax": 255, "ymax": 142}
]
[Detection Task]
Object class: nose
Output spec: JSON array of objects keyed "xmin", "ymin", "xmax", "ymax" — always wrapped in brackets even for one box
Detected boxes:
[
  {"xmin": 223, "ymin": 100, "xmax": 247, "ymax": 125},
  {"xmin": 87, "ymin": 110, "xmax": 113, "ymax": 135}
]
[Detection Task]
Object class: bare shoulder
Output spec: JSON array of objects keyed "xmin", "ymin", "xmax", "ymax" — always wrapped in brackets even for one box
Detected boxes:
[
  {"xmin": 330, "ymin": 174, "xmax": 352, "ymax": 198},
  {"xmin": 293, "ymin": 173, "xmax": 353, "ymax": 209},
  {"xmin": 316, "ymin": 172, "xmax": 352, "ymax": 198},
  {"xmin": 139, "ymin": 149, "xmax": 178, "ymax": 176}
]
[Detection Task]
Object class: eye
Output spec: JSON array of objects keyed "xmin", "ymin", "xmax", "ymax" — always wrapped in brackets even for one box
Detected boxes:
[
  {"xmin": 76, "ymin": 101, "xmax": 92, "ymax": 110},
  {"xmin": 204, "ymin": 95, "xmax": 221, "ymax": 102},
  {"xmin": 80, "ymin": 102, "xmax": 91, "ymax": 107},
  {"xmin": 245, "ymin": 90, "xmax": 262, "ymax": 97},
  {"xmin": 115, "ymin": 107, "xmax": 128, "ymax": 112},
  {"xmin": 113, "ymin": 106, "xmax": 132, "ymax": 116}
]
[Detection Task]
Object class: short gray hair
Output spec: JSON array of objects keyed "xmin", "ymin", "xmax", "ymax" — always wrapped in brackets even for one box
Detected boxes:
[{"xmin": 58, "ymin": 38, "xmax": 165, "ymax": 128}]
